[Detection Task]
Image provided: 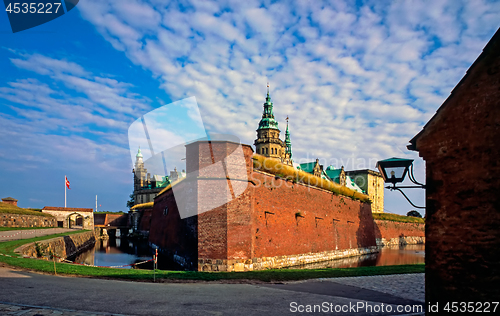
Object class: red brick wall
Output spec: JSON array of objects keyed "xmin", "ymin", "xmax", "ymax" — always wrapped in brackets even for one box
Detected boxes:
[
  {"xmin": 138, "ymin": 209, "xmax": 152, "ymax": 232},
  {"xmin": 105, "ymin": 214, "xmax": 129, "ymax": 227},
  {"xmin": 412, "ymin": 30, "xmax": 500, "ymax": 302},
  {"xmin": 149, "ymin": 180, "xmax": 198, "ymax": 269},
  {"xmin": 150, "ymin": 141, "xmax": 378, "ymax": 268},
  {"xmin": 251, "ymin": 171, "xmax": 376, "ymax": 258},
  {"xmin": 373, "ymin": 220, "xmax": 424, "ymax": 241}
]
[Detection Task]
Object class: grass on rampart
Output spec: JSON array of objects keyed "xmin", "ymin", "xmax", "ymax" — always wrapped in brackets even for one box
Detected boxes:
[
  {"xmin": 252, "ymin": 154, "xmax": 371, "ymax": 203},
  {"xmin": 0, "ymin": 232, "xmax": 424, "ymax": 282},
  {"xmin": 373, "ymin": 212, "xmax": 425, "ymax": 224},
  {"xmin": 0, "ymin": 203, "xmax": 53, "ymax": 217}
]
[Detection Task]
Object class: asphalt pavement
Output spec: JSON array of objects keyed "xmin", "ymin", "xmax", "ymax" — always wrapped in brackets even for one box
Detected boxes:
[{"xmin": 0, "ymin": 266, "xmax": 425, "ymax": 315}]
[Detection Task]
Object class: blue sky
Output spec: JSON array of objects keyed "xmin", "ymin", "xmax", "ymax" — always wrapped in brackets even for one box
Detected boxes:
[{"xmin": 0, "ymin": 0, "xmax": 498, "ymax": 214}]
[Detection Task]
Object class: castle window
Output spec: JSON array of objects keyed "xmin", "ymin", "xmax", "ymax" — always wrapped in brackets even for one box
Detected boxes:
[{"xmin": 266, "ymin": 148, "xmax": 268, "ymax": 155}]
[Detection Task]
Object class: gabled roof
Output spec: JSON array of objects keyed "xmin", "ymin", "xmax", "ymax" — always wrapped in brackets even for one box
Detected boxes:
[
  {"xmin": 409, "ymin": 27, "xmax": 500, "ymax": 151},
  {"xmin": 298, "ymin": 162, "xmax": 316, "ymax": 173},
  {"xmin": 42, "ymin": 206, "xmax": 93, "ymax": 213},
  {"xmin": 1, "ymin": 197, "xmax": 17, "ymax": 201}
]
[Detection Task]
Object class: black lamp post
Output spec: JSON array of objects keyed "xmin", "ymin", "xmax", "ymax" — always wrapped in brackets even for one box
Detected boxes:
[{"xmin": 376, "ymin": 157, "xmax": 425, "ymax": 209}]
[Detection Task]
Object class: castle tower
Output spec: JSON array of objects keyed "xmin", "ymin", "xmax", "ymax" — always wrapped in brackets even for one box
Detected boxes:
[
  {"xmin": 283, "ymin": 116, "xmax": 293, "ymax": 166},
  {"xmin": 132, "ymin": 147, "xmax": 147, "ymax": 191},
  {"xmin": 254, "ymin": 84, "xmax": 285, "ymax": 159}
]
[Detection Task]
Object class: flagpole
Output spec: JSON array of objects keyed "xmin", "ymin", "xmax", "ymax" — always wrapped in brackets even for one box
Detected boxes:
[{"xmin": 65, "ymin": 175, "xmax": 67, "ymax": 208}]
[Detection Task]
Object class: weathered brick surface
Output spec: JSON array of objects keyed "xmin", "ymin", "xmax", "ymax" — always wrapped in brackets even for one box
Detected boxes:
[
  {"xmin": 150, "ymin": 141, "xmax": 381, "ymax": 270},
  {"xmin": 410, "ymin": 29, "xmax": 500, "ymax": 302},
  {"xmin": 251, "ymin": 171, "xmax": 376, "ymax": 258},
  {"xmin": 149, "ymin": 180, "xmax": 198, "ymax": 269},
  {"xmin": 150, "ymin": 140, "xmax": 426, "ymax": 271},
  {"xmin": 138, "ymin": 209, "xmax": 152, "ymax": 232},
  {"xmin": 373, "ymin": 220, "xmax": 424, "ymax": 246},
  {"xmin": 0, "ymin": 214, "xmax": 56, "ymax": 228}
]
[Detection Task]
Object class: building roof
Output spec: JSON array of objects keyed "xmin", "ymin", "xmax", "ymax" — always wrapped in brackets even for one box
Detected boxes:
[
  {"xmin": 298, "ymin": 162, "xmax": 316, "ymax": 173},
  {"xmin": 345, "ymin": 169, "xmax": 382, "ymax": 177},
  {"xmin": 136, "ymin": 147, "xmax": 143, "ymax": 158},
  {"xmin": 1, "ymin": 197, "xmax": 18, "ymax": 201},
  {"xmin": 409, "ymin": 27, "xmax": 500, "ymax": 151},
  {"xmin": 324, "ymin": 166, "xmax": 342, "ymax": 179},
  {"xmin": 257, "ymin": 84, "xmax": 280, "ymax": 131},
  {"xmin": 42, "ymin": 206, "xmax": 93, "ymax": 213}
]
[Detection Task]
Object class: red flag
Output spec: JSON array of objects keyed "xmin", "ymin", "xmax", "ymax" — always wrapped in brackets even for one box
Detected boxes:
[{"xmin": 65, "ymin": 176, "xmax": 71, "ymax": 189}]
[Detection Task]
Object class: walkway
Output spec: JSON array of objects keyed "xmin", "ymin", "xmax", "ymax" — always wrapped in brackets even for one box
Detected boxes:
[
  {"xmin": 0, "ymin": 265, "xmax": 425, "ymax": 315},
  {"xmin": 0, "ymin": 228, "xmax": 75, "ymax": 242}
]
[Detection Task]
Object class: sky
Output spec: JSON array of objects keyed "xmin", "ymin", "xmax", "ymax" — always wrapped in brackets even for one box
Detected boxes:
[{"xmin": 0, "ymin": 0, "xmax": 498, "ymax": 214}]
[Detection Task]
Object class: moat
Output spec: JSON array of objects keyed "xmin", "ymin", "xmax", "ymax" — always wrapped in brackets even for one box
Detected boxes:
[{"xmin": 71, "ymin": 238, "xmax": 424, "ymax": 270}]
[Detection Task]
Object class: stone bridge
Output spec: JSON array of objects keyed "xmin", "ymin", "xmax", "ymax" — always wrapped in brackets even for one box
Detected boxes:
[{"xmin": 94, "ymin": 213, "xmax": 130, "ymax": 238}]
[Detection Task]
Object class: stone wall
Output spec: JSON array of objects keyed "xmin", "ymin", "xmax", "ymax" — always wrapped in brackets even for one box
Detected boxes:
[
  {"xmin": 19, "ymin": 231, "xmax": 95, "ymax": 260},
  {"xmin": 199, "ymin": 246, "xmax": 379, "ymax": 272},
  {"xmin": 42, "ymin": 207, "xmax": 94, "ymax": 230},
  {"xmin": 373, "ymin": 220, "xmax": 425, "ymax": 246},
  {"xmin": 0, "ymin": 213, "xmax": 56, "ymax": 228}
]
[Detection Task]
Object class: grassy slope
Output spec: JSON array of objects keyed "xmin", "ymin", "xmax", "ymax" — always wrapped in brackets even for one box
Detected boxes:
[
  {"xmin": 0, "ymin": 203, "xmax": 53, "ymax": 217},
  {"xmin": 372, "ymin": 212, "xmax": 425, "ymax": 224},
  {"xmin": 0, "ymin": 232, "xmax": 424, "ymax": 282}
]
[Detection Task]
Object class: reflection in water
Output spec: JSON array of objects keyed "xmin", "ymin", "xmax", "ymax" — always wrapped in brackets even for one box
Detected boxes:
[
  {"xmin": 285, "ymin": 244, "xmax": 425, "ymax": 269},
  {"xmin": 73, "ymin": 239, "xmax": 424, "ymax": 270},
  {"xmin": 72, "ymin": 238, "xmax": 153, "ymax": 269}
]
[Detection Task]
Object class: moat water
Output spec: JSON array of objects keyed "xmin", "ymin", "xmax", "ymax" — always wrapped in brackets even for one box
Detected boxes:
[{"xmin": 72, "ymin": 238, "xmax": 424, "ymax": 270}]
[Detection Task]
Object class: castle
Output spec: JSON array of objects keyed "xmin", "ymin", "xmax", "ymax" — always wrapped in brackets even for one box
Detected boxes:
[
  {"xmin": 132, "ymin": 147, "xmax": 185, "ymax": 206},
  {"xmin": 253, "ymin": 85, "xmax": 384, "ymax": 213},
  {"xmin": 142, "ymin": 85, "xmax": 404, "ymax": 271}
]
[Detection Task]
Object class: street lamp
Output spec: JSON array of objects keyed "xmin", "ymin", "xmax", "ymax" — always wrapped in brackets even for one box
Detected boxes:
[{"xmin": 376, "ymin": 157, "xmax": 425, "ymax": 209}]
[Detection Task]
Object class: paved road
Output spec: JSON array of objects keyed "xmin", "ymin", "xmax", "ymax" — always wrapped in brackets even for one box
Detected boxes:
[
  {"xmin": 0, "ymin": 228, "xmax": 75, "ymax": 242},
  {"xmin": 0, "ymin": 266, "xmax": 425, "ymax": 315}
]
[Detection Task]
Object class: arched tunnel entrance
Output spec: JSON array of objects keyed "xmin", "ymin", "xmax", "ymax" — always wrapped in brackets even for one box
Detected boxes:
[{"xmin": 68, "ymin": 213, "xmax": 84, "ymax": 229}]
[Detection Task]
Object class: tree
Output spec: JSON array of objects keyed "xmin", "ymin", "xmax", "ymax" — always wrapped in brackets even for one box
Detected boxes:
[
  {"xmin": 407, "ymin": 210, "xmax": 422, "ymax": 218},
  {"xmin": 126, "ymin": 193, "xmax": 135, "ymax": 209}
]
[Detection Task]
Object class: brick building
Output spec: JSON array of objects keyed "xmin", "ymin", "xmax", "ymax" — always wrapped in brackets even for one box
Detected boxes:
[
  {"xmin": 408, "ymin": 28, "xmax": 500, "ymax": 303},
  {"xmin": 149, "ymin": 140, "xmax": 379, "ymax": 271}
]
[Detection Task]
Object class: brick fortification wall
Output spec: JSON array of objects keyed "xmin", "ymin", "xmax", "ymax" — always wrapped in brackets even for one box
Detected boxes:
[
  {"xmin": 373, "ymin": 220, "xmax": 424, "ymax": 246},
  {"xmin": 410, "ymin": 29, "xmax": 500, "ymax": 302},
  {"xmin": 150, "ymin": 141, "xmax": 380, "ymax": 271},
  {"xmin": 0, "ymin": 213, "xmax": 56, "ymax": 228}
]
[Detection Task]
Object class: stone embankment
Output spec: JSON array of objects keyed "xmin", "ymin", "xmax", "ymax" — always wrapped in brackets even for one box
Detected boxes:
[
  {"xmin": 198, "ymin": 246, "xmax": 379, "ymax": 272},
  {"xmin": 18, "ymin": 231, "xmax": 95, "ymax": 261}
]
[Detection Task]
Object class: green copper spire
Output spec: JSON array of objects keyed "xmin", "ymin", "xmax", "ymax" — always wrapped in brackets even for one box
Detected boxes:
[
  {"xmin": 136, "ymin": 147, "xmax": 143, "ymax": 158},
  {"xmin": 285, "ymin": 116, "xmax": 292, "ymax": 158},
  {"xmin": 258, "ymin": 83, "xmax": 279, "ymax": 130}
]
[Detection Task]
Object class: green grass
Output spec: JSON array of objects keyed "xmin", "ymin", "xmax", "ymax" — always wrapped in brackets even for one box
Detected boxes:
[
  {"xmin": 0, "ymin": 232, "xmax": 424, "ymax": 282},
  {"xmin": 0, "ymin": 203, "xmax": 53, "ymax": 217},
  {"xmin": 373, "ymin": 212, "xmax": 425, "ymax": 224},
  {"xmin": 0, "ymin": 227, "xmax": 56, "ymax": 232}
]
